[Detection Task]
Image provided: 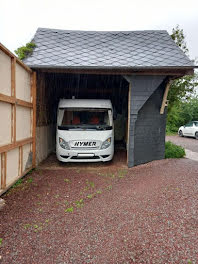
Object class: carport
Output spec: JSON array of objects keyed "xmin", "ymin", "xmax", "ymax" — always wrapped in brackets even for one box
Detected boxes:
[
  {"xmin": 35, "ymin": 72, "xmax": 129, "ymax": 164},
  {"xmin": 0, "ymin": 28, "xmax": 194, "ymax": 194},
  {"xmin": 23, "ymin": 28, "xmax": 193, "ymax": 167}
]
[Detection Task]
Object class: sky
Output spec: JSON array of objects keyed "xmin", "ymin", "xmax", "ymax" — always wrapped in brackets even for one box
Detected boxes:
[{"xmin": 0, "ymin": 0, "xmax": 198, "ymax": 61}]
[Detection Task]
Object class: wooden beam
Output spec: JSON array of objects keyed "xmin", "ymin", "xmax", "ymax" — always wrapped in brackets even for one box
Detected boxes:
[
  {"xmin": 4, "ymin": 153, "xmax": 7, "ymax": 188},
  {"xmin": 160, "ymin": 80, "xmax": 173, "ymax": 114},
  {"xmin": 30, "ymin": 74, "xmax": 33, "ymax": 137},
  {"xmin": 13, "ymin": 103, "xmax": 16, "ymax": 142},
  {"xmin": 127, "ymin": 83, "xmax": 131, "ymax": 164},
  {"xmin": 11, "ymin": 57, "xmax": 16, "ymax": 143},
  {"xmin": 11, "ymin": 105, "xmax": 15, "ymax": 142},
  {"xmin": 39, "ymin": 67, "xmax": 194, "ymax": 76},
  {"xmin": 0, "ymin": 93, "xmax": 15, "ymax": 104},
  {"xmin": 32, "ymin": 72, "xmax": 37, "ymax": 167},
  {"xmin": 11, "ymin": 57, "xmax": 16, "ymax": 97},
  {"xmin": 0, "ymin": 137, "xmax": 33, "ymax": 153},
  {"xmin": 1, "ymin": 153, "xmax": 7, "ymax": 189},
  {"xmin": 16, "ymin": 99, "xmax": 33, "ymax": 108},
  {"xmin": 18, "ymin": 146, "xmax": 23, "ymax": 176},
  {"xmin": 0, "ymin": 43, "xmax": 32, "ymax": 73},
  {"xmin": 123, "ymin": 75, "xmax": 131, "ymax": 83},
  {"xmin": 1, "ymin": 154, "xmax": 4, "ymax": 188},
  {"xmin": 18, "ymin": 147, "xmax": 21, "ymax": 177},
  {"xmin": 21, "ymin": 147, "xmax": 23, "ymax": 175},
  {"xmin": 0, "ymin": 93, "xmax": 33, "ymax": 108}
]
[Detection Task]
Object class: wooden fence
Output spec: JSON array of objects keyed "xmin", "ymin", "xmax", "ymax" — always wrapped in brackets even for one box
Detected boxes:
[{"xmin": 0, "ymin": 43, "xmax": 36, "ymax": 195}]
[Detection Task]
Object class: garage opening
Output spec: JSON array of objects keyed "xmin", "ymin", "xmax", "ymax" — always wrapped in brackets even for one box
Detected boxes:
[{"xmin": 36, "ymin": 72, "xmax": 129, "ymax": 165}]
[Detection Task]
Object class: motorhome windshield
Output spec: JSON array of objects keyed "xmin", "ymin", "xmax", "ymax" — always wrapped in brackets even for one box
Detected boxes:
[{"xmin": 58, "ymin": 108, "xmax": 112, "ymax": 130}]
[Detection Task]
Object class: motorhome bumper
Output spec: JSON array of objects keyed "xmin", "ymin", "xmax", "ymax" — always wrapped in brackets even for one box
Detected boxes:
[{"xmin": 57, "ymin": 149, "xmax": 113, "ymax": 162}]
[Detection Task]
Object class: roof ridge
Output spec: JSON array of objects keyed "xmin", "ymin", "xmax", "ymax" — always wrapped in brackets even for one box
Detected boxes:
[{"xmin": 37, "ymin": 27, "xmax": 168, "ymax": 34}]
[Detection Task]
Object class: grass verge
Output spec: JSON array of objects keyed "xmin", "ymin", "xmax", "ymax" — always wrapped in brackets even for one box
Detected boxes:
[
  {"xmin": 165, "ymin": 141, "xmax": 185, "ymax": 159},
  {"xmin": 166, "ymin": 131, "xmax": 178, "ymax": 136}
]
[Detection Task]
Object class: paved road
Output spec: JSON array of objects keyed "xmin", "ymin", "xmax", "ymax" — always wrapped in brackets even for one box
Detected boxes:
[{"xmin": 166, "ymin": 135, "xmax": 198, "ymax": 153}]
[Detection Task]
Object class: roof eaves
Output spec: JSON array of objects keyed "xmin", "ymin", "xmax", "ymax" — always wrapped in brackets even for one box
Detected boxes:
[{"xmin": 28, "ymin": 65, "xmax": 196, "ymax": 70}]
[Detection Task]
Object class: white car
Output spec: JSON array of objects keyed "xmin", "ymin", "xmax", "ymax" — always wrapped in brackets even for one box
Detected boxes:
[{"xmin": 178, "ymin": 121, "xmax": 198, "ymax": 139}]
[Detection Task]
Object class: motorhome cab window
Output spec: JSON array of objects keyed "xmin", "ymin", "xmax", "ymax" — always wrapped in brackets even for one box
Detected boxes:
[{"xmin": 58, "ymin": 108, "xmax": 112, "ymax": 130}]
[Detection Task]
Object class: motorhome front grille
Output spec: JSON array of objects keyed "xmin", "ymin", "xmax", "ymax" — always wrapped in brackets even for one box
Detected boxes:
[
  {"xmin": 70, "ymin": 156, "xmax": 100, "ymax": 160},
  {"xmin": 70, "ymin": 147, "xmax": 99, "ymax": 150}
]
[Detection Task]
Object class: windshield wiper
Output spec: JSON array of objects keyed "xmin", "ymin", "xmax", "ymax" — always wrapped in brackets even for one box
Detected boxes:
[
  {"xmin": 58, "ymin": 125, "xmax": 81, "ymax": 130},
  {"xmin": 58, "ymin": 125, "xmax": 112, "ymax": 131}
]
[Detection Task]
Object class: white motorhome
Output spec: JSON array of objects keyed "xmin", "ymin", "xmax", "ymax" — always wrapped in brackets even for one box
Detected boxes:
[{"xmin": 56, "ymin": 99, "xmax": 114, "ymax": 162}]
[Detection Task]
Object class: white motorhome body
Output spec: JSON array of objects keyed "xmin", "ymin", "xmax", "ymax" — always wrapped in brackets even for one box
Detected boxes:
[{"xmin": 56, "ymin": 99, "xmax": 114, "ymax": 162}]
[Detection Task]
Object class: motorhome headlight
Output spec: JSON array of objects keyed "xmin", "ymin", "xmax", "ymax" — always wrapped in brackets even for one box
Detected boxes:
[
  {"xmin": 59, "ymin": 137, "xmax": 70, "ymax": 150},
  {"xmin": 101, "ymin": 137, "xmax": 111, "ymax": 149}
]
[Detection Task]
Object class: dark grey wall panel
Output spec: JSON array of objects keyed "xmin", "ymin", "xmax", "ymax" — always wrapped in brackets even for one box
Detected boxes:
[
  {"xmin": 134, "ymin": 84, "xmax": 167, "ymax": 165},
  {"xmin": 129, "ymin": 75, "xmax": 166, "ymax": 115},
  {"xmin": 126, "ymin": 75, "xmax": 166, "ymax": 167}
]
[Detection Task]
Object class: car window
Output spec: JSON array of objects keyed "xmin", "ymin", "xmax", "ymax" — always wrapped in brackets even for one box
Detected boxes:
[
  {"xmin": 185, "ymin": 122, "xmax": 193, "ymax": 127},
  {"xmin": 194, "ymin": 122, "xmax": 198, "ymax": 127}
]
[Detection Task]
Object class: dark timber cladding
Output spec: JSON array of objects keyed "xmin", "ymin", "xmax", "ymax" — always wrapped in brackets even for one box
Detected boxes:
[
  {"xmin": 23, "ymin": 28, "xmax": 195, "ymax": 167},
  {"xmin": 134, "ymin": 82, "xmax": 167, "ymax": 165},
  {"xmin": 125, "ymin": 76, "xmax": 167, "ymax": 166}
]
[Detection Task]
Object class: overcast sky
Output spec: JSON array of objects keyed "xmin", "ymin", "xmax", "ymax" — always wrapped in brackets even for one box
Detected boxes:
[{"xmin": 0, "ymin": 0, "xmax": 198, "ymax": 61}]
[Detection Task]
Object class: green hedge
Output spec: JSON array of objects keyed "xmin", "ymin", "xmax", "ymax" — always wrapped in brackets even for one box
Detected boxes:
[{"xmin": 165, "ymin": 141, "xmax": 185, "ymax": 159}]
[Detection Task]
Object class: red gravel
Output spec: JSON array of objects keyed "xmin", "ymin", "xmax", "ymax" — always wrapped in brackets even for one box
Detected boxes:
[{"xmin": 0, "ymin": 156, "xmax": 198, "ymax": 263}]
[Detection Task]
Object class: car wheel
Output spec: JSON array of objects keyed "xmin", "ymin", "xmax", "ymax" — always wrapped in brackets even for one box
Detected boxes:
[
  {"xmin": 195, "ymin": 132, "xmax": 198, "ymax": 140},
  {"xmin": 179, "ymin": 130, "xmax": 183, "ymax": 137}
]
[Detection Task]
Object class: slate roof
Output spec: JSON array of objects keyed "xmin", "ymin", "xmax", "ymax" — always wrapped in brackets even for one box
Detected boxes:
[{"xmin": 23, "ymin": 27, "xmax": 194, "ymax": 70}]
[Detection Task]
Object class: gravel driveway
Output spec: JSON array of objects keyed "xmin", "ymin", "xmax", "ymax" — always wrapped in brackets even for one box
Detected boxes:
[{"xmin": 0, "ymin": 157, "xmax": 198, "ymax": 263}]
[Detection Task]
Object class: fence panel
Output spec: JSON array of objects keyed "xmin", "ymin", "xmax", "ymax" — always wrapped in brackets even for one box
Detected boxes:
[{"xmin": 0, "ymin": 43, "xmax": 36, "ymax": 195}]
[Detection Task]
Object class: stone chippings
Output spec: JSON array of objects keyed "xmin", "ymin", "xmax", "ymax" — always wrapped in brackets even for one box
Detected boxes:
[
  {"xmin": 0, "ymin": 198, "xmax": 5, "ymax": 210},
  {"xmin": 0, "ymin": 156, "xmax": 198, "ymax": 263},
  {"xmin": 23, "ymin": 28, "xmax": 193, "ymax": 68}
]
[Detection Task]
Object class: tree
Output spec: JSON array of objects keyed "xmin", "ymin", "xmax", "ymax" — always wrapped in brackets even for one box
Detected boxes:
[
  {"xmin": 167, "ymin": 25, "xmax": 198, "ymax": 112},
  {"xmin": 166, "ymin": 96, "xmax": 198, "ymax": 132},
  {"xmin": 171, "ymin": 25, "xmax": 189, "ymax": 55},
  {"xmin": 166, "ymin": 25, "xmax": 198, "ymax": 133},
  {"xmin": 168, "ymin": 74, "xmax": 198, "ymax": 111},
  {"xmin": 15, "ymin": 42, "xmax": 36, "ymax": 60}
]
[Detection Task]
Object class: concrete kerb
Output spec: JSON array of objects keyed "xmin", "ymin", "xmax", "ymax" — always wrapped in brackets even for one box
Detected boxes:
[{"xmin": 185, "ymin": 149, "xmax": 198, "ymax": 161}]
